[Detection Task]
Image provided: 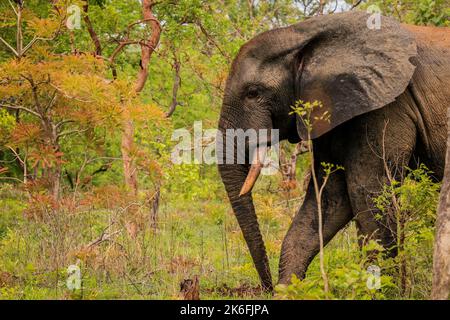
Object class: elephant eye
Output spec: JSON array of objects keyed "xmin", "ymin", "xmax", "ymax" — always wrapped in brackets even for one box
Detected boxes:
[{"xmin": 246, "ymin": 87, "xmax": 259, "ymax": 100}]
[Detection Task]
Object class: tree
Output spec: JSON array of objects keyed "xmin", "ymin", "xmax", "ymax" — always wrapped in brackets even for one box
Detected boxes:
[
  {"xmin": 81, "ymin": 0, "xmax": 161, "ymax": 195},
  {"xmin": 0, "ymin": 1, "xmax": 123, "ymax": 200},
  {"xmin": 120, "ymin": 0, "xmax": 161, "ymax": 194},
  {"xmin": 0, "ymin": 54, "xmax": 125, "ymax": 200},
  {"xmin": 432, "ymin": 112, "xmax": 450, "ymax": 299}
]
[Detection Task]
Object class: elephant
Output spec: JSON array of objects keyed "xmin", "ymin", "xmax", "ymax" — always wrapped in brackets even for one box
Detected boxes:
[{"xmin": 217, "ymin": 10, "xmax": 450, "ymax": 291}]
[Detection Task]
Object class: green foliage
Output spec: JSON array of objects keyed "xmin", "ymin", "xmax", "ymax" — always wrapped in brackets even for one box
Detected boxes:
[
  {"xmin": 363, "ymin": 0, "xmax": 450, "ymax": 26},
  {"xmin": 321, "ymin": 162, "xmax": 345, "ymax": 176},
  {"xmin": 373, "ymin": 164, "xmax": 439, "ymax": 228},
  {"xmin": 276, "ymin": 239, "xmax": 395, "ymax": 300},
  {"xmin": 412, "ymin": 0, "xmax": 450, "ymax": 26},
  {"xmin": 290, "ymin": 100, "xmax": 330, "ymax": 134},
  {"xmin": 0, "ymin": 109, "xmax": 15, "ymax": 144},
  {"xmin": 0, "ymin": 186, "xmax": 25, "ymax": 240},
  {"xmin": 372, "ymin": 164, "xmax": 440, "ymax": 298}
]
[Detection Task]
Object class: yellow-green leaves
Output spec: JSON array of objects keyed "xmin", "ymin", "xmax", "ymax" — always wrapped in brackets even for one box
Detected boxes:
[
  {"xmin": 0, "ymin": 109, "xmax": 15, "ymax": 144},
  {"xmin": 290, "ymin": 100, "xmax": 330, "ymax": 134}
]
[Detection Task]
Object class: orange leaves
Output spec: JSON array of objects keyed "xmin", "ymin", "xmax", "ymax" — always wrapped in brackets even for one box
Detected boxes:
[
  {"xmin": 70, "ymin": 245, "xmax": 99, "ymax": 265},
  {"xmin": 46, "ymin": 55, "xmax": 123, "ymax": 128},
  {"xmin": 126, "ymin": 102, "xmax": 166, "ymax": 126},
  {"xmin": 21, "ymin": 3, "xmax": 63, "ymax": 36},
  {"xmin": 48, "ymin": 56, "xmax": 108, "ymax": 100},
  {"xmin": 28, "ymin": 145, "xmax": 65, "ymax": 169},
  {"xmin": 85, "ymin": 185, "xmax": 137, "ymax": 210},
  {"xmin": 122, "ymin": 101, "xmax": 169, "ymax": 184},
  {"xmin": 0, "ymin": 166, "xmax": 8, "ymax": 175},
  {"xmin": 279, "ymin": 179, "xmax": 298, "ymax": 192},
  {"xmin": 26, "ymin": 15, "xmax": 61, "ymax": 39},
  {"xmin": 0, "ymin": 73, "xmax": 24, "ymax": 98},
  {"xmin": 0, "ymin": 83, "xmax": 22, "ymax": 99},
  {"xmin": 0, "ymin": 6, "xmax": 16, "ymax": 29},
  {"xmin": 25, "ymin": 43, "xmax": 53, "ymax": 62},
  {"xmin": 212, "ymin": 67, "xmax": 228, "ymax": 90},
  {"xmin": 9, "ymin": 123, "xmax": 41, "ymax": 146},
  {"xmin": 23, "ymin": 193, "xmax": 57, "ymax": 221},
  {"xmin": 51, "ymin": 54, "xmax": 107, "ymax": 77},
  {"xmin": 0, "ymin": 57, "xmax": 34, "ymax": 79},
  {"xmin": 0, "ymin": 58, "xmax": 49, "ymax": 106},
  {"xmin": 0, "ymin": 54, "xmax": 123, "ymax": 135},
  {"xmin": 111, "ymin": 79, "xmax": 137, "ymax": 101}
]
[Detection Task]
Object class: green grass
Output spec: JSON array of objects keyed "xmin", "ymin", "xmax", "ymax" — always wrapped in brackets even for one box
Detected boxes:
[{"xmin": 0, "ymin": 164, "xmax": 438, "ymax": 300}]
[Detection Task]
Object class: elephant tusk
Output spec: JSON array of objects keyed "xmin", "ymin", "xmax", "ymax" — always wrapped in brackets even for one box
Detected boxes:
[{"xmin": 239, "ymin": 146, "xmax": 267, "ymax": 196}]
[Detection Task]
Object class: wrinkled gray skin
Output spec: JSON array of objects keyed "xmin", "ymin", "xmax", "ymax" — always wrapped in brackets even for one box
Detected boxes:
[{"xmin": 218, "ymin": 11, "xmax": 450, "ymax": 291}]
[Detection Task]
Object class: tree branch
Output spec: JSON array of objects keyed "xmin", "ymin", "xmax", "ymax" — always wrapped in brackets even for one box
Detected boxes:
[
  {"xmin": 8, "ymin": 0, "xmax": 18, "ymax": 16},
  {"xmin": 57, "ymin": 128, "xmax": 88, "ymax": 139},
  {"xmin": 196, "ymin": 21, "xmax": 230, "ymax": 63},
  {"xmin": 1, "ymin": 103, "xmax": 42, "ymax": 119},
  {"xmin": 22, "ymin": 35, "xmax": 57, "ymax": 55},
  {"xmin": 165, "ymin": 52, "xmax": 181, "ymax": 118},
  {"xmin": 82, "ymin": 3, "xmax": 102, "ymax": 56},
  {"xmin": 134, "ymin": 0, "xmax": 162, "ymax": 92},
  {"xmin": 55, "ymin": 119, "xmax": 74, "ymax": 130},
  {"xmin": 0, "ymin": 37, "xmax": 19, "ymax": 57}
]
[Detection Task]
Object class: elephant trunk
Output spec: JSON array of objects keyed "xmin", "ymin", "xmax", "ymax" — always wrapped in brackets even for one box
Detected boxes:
[{"xmin": 218, "ymin": 162, "xmax": 273, "ymax": 291}]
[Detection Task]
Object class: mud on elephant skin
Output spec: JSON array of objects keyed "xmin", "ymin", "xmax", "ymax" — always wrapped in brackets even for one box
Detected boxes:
[{"xmin": 217, "ymin": 10, "xmax": 450, "ymax": 291}]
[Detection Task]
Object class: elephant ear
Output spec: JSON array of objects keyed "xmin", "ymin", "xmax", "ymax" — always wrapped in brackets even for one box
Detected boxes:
[{"xmin": 267, "ymin": 11, "xmax": 418, "ymax": 139}]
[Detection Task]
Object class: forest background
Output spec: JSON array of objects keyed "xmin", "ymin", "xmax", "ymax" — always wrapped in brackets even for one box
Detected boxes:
[{"xmin": 0, "ymin": 0, "xmax": 449, "ymax": 299}]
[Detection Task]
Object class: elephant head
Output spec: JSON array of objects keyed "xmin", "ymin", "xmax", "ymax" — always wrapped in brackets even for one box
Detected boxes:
[{"xmin": 217, "ymin": 11, "xmax": 417, "ymax": 290}]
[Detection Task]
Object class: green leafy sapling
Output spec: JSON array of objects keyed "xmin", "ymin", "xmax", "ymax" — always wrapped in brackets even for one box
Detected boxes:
[{"xmin": 290, "ymin": 100, "xmax": 344, "ymax": 295}]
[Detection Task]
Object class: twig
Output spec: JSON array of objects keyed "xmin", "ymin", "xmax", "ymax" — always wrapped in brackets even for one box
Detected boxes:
[
  {"xmin": 86, "ymin": 223, "xmax": 120, "ymax": 248},
  {"xmin": 351, "ymin": 0, "xmax": 363, "ymax": 10},
  {"xmin": 57, "ymin": 128, "xmax": 89, "ymax": 139},
  {"xmin": 196, "ymin": 21, "xmax": 231, "ymax": 63}
]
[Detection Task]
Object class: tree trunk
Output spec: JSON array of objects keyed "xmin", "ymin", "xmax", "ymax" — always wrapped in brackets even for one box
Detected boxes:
[
  {"xmin": 51, "ymin": 164, "xmax": 61, "ymax": 201},
  {"xmin": 121, "ymin": 118, "xmax": 138, "ymax": 195},
  {"xmin": 150, "ymin": 186, "xmax": 160, "ymax": 229},
  {"xmin": 431, "ymin": 109, "xmax": 450, "ymax": 300},
  {"xmin": 180, "ymin": 276, "xmax": 200, "ymax": 300},
  {"xmin": 120, "ymin": 0, "xmax": 161, "ymax": 194}
]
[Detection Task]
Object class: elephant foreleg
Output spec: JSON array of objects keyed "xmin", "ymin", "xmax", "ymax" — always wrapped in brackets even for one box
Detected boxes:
[{"xmin": 278, "ymin": 167, "xmax": 353, "ymax": 285}]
